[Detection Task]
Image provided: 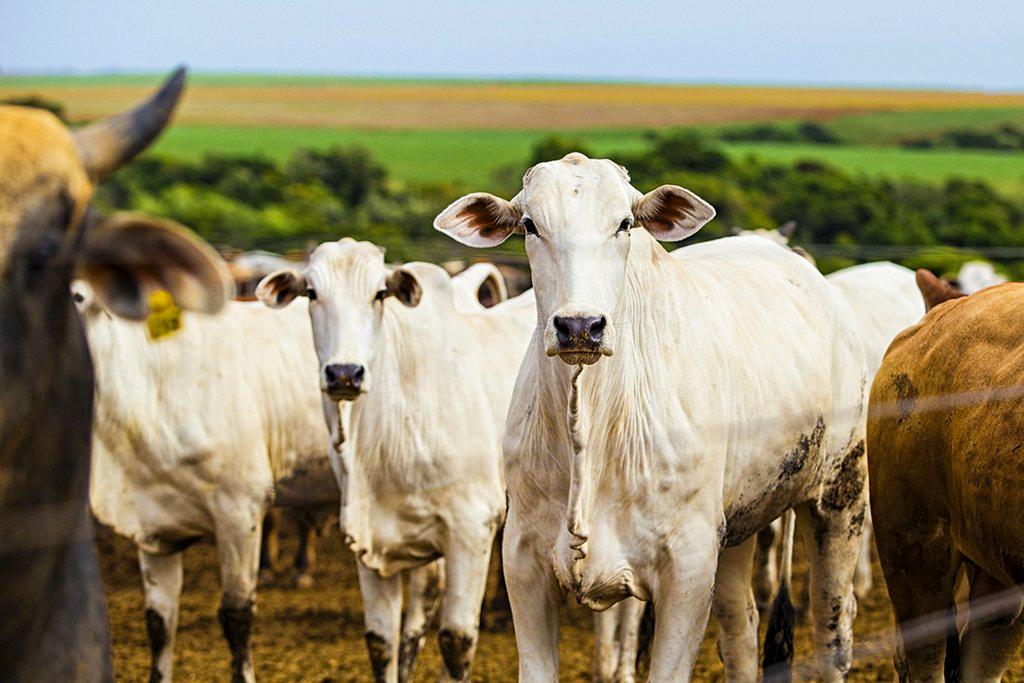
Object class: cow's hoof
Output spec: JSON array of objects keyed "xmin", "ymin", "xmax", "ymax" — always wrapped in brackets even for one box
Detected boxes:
[{"xmin": 293, "ymin": 572, "xmax": 314, "ymax": 589}]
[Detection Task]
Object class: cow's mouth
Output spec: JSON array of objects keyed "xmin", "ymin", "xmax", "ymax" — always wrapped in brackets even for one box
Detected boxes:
[
  {"xmin": 548, "ymin": 347, "xmax": 607, "ymax": 365},
  {"xmin": 326, "ymin": 387, "xmax": 362, "ymax": 402}
]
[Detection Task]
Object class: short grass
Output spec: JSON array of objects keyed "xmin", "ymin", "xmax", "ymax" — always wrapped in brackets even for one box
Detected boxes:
[{"xmin": 149, "ymin": 124, "xmax": 1024, "ymax": 195}]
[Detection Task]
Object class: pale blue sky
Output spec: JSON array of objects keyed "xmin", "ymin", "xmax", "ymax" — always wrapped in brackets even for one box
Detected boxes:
[{"xmin": 3, "ymin": 1, "xmax": 1022, "ymax": 90}]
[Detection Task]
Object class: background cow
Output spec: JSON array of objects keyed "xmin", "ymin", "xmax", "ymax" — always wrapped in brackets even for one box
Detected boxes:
[
  {"xmin": 0, "ymin": 68, "xmax": 232, "ymax": 681},
  {"xmin": 78, "ymin": 289, "xmax": 340, "ymax": 682},
  {"xmin": 257, "ymin": 239, "xmax": 535, "ymax": 682},
  {"xmin": 435, "ymin": 153, "xmax": 869, "ymax": 681},
  {"xmin": 869, "ymin": 282, "xmax": 1024, "ymax": 680}
]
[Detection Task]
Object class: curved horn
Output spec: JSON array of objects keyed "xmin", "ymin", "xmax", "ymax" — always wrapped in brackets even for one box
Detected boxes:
[{"xmin": 73, "ymin": 66, "xmax": 187, "ymax": 180}]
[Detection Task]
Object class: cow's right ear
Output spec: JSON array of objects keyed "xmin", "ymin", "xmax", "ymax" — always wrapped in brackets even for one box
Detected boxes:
[
  {"xmin": 77, "ymin": 212, "xmax": 232, "ymax": 320},
  {"xmin": 915, "ymin": 269, "xmax": 966, "ymax": 311},
  {"xmin": 434, "ymin": 192, "xmax": 522, "ymax": 247},
  {"xmin": 256, "ymin": 268, "xmax": 308, "ymax": 308}
]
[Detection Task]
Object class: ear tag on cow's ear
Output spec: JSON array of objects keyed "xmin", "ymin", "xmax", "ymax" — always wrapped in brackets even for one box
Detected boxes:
[{"xmin": 146, "ymin": 290, "xmax": 183, "ymax": 341}]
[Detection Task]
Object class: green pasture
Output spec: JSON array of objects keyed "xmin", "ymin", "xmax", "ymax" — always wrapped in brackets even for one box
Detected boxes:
[{"xmin": 150, "ymin": 124, "xmax": 1024, "ymax": 195}]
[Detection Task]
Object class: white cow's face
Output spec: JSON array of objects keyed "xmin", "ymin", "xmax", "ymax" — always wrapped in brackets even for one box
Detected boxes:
[
  {"xmin": 256, "ymin": 239, "xmax": 420, "ymax": 400},
  {"xmin": 434, "ymin": 153, "xmax": 715, "ymax": 365}
]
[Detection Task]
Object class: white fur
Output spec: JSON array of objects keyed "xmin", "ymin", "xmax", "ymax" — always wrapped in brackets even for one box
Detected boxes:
[
  {"xmin": 435, "ymin": 154, "xmax": 870, "ymax": 681},
  {"xmin": 79, "ymin": 286, "xmax": 337, "ymax": 682},
  {"xmin": 957, "ymin": 259, "xmax": 1007, "ymax": 294}
]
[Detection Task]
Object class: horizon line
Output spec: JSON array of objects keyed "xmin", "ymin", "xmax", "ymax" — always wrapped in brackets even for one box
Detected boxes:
[{"xmin": 1, "ymin": 67, "xmax": 1022, "ymax": 96}]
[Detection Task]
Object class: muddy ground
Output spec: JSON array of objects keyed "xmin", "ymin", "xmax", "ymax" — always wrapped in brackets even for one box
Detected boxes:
[{"xmin": 97, "ymin": 520, "xmax": 1024, "ymax": 681}]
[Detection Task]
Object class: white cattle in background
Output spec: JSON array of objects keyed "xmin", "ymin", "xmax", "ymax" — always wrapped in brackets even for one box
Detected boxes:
[
  {"xmin": 957, "ymin": 259, "xmax": 1007, "ymax": 294},
  {"xmin": 450, "ymin": 262, "xmax": 509, "ymax": 311},
  {"xmin": 740, "ymin": 225, "xmax": 926, "ymax": 604},
  {"xmin": 79, "ymin": 288, "xmax": 340, "ymax": 682},
  {"xmin": 256, "ymin": 240, "xmax": 535, "ymax": 683},
  {"xmin": 434, "ymin": 153, "xmax": 869, "ymax": 682}
]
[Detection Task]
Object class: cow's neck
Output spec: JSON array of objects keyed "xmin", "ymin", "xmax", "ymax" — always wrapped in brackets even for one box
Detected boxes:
[{"xmin": 350, "ymin": 302, "xmax": 448, "ymax": 489}]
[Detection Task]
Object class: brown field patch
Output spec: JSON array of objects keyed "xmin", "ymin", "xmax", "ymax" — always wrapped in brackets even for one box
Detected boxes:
[{"xmin": 4, "ymin": 80, "xmax": 1024, "ymax": 130}]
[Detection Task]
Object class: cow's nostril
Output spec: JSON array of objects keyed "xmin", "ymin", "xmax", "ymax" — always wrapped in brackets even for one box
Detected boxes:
[
  {"xmin": 554, "ymin": 315, "xmax": 606, "ymax": 348},
  {"xmin": 590, "ymin": 316, "xmax": 607, "ymax": 335},
  {"xmin": 553, "ymin": 316, "xmax": 572, "ymax": 336}
]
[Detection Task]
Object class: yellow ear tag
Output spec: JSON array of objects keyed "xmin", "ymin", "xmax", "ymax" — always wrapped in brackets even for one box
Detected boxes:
[{"xmin": 146, "ymin": 290, "xmax": 183, "ymax": 341}]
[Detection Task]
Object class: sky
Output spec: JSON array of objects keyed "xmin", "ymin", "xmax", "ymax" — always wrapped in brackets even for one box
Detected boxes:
[{"xmin": 3, "ymin": 1, "xmax": 1023, "ymax": 91}]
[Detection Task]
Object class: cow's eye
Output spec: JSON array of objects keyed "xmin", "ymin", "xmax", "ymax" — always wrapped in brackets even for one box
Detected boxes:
[
  {"xmin": 522, "ymin": 217, "xmax": 538, "ymax": 236},
  {"xmin": 374, "ymin": 289, "xmax": 388, "ymax": 303},
  {"xmin": 616, "ymin": 217, "xmax": 634, "ymax": 235},
  {"xmin": 305, "ymin": 287, "xmax": 317, "ymax": 300}
]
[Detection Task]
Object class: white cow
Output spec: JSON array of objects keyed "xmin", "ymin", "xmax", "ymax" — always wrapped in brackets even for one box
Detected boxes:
[
  {"xmin": 79, "ymin": 289, "xmax": 339, "ymax": 682},
  {"xmin": 256, "ymin": 239, "xmax": 535, "ymax": 682},
  {"xmin": 434, "ymin": 153, "xmax": 869, "ymax": 681},
  {"xmin": 957, "ymin": 260, "xmax": 1006, "ymax": 294}
]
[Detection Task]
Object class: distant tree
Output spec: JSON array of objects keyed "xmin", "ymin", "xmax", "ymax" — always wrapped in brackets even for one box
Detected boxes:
[{"xmin": 287, "ymin": 146, "xmax": 387, "ymax": 207}]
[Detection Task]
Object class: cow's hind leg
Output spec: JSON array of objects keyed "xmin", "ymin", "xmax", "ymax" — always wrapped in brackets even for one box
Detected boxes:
[
  {"xmin": 795, "ymin": 439, "xmax": 868, "ymax": 683},
  {"xmin": 357, "ymin": 563, "xmax": 403, "ymax": 683},
  {"xmin": 753, "ymin": 520, "xmax": 779, "ymax": 611},
  {"xmin": 437, "ymin": 535, "xmax": 494, "ymax": 682},
  {"xmin": 853, "ymin": 508, "xmax": 874, "ymax": 601},
  {"xmin": 713, "ymin": 535, "xmax": 759, "ymax": 681},
  {"xmin": 398, "ymin": 560, "xmax": 444, "ymax": 683},
  {"xmin": 139, "ymin": 549, "xmax": 183, "ymax": 683},
  {"xmin": 958, "ymin": 566, "xmax": 1024, "ymax": 682},
  {"xmin": 258, "ymin": 508, "xmax": 281, "ymax": 584},
  {"xmin": 215, "ymin": 513, "xmax": 262, "ymax": 683},
  {"xmin": 291, "ymin": 510, "xmax": 318, "ymax": 589}
]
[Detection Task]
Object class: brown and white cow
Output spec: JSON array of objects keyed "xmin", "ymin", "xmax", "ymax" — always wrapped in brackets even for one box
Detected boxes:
[
  {"xmin": 869, "ymin": 281, "xmax": 1024, "ymax": 681},
  {"xmin": 0, "ymin": 68, "xmax": 231, "ymax": 680}
]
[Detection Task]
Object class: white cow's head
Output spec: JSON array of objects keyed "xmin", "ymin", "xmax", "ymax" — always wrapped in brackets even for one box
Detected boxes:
[
  {"xmin": 434, "ymin": 152, "xmax": 714, "ymax": 365},
  {"xmin": 256, "ymin": 238, "xmax": 421, "ymax": 400}
]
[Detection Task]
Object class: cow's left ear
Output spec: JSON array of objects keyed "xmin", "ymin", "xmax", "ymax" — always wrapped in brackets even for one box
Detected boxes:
[
  {"xmin": 256, "ymin": 268, "xmax": 307, "ymax": 309},
  {"xmin": 77, "ymin": 212, "xmax": 232, "ymax": 320},
  {"xmin": 634, "ymin": 185, "xmax": 715, "ymax": 242},
  {"xmin": 384, "ymin": 267, "xmax": 422, "ymax": 307}
]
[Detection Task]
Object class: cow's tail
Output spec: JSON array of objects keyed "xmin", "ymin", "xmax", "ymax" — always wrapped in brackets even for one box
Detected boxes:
[{"xmin": 763, "ymin": 509, "xmax": 796, "ymax": 681}]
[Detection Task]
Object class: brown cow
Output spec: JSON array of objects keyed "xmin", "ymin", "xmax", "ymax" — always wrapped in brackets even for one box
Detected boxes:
[
  {"xmin": 0, "ymin": 68, "xmax": 231, "ymax": 681},
  {"xmin": 869, "ymin": 282, "xmax": 1024, "ymax": 681}
]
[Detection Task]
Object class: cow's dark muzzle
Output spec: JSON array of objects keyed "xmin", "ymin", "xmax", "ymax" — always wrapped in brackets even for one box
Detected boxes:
[
  {"xmin": 553, "ymin": 315, "xmax": 606, "ymax": 351},
  {"xmin": 324, "ymin": 363, "xmax": 364, "ymax": 401}
]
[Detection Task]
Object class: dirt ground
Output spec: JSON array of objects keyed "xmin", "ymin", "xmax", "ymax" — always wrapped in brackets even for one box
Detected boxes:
[{"xmin": 97, "ymin": 520, "xmax": 1023, "ymax": 682}]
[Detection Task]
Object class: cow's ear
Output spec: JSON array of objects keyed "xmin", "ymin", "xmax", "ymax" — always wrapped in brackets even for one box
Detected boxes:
[
  {"xmin": 384, "ymin": 267, "xmax": 422, "ymax": 307},
  {"xmin": 434, "ymin": 192, "xmax": 522, "ymax": 247},
  {"xmin": 256, "ymin": 268, "xmax": 307, "ymax": 309},
  {"xmin": 77, "ymin": 212, "xmax": 232, "ymax": 320},
  {"xmin": 634, "ymin": 185, "xmax": 715, "ymax": 242},
  {"xmin": 915, "ymin": 268, "xmax": 965, "ymax": 311}
]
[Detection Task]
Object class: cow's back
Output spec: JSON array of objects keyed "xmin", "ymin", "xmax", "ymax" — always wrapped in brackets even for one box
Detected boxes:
[
  {"xmin": 869, "ymin": 282, "xmax": 1024, "ymax": 585},
  {"xmin": 827, "ymin": 262, "xmax": 924, "ymax": 377}
]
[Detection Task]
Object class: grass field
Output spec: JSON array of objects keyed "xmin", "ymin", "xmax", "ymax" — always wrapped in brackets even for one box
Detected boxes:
[{"xmin": 3, "ymin": 73, "xmax": 1023, "ymax": 192}]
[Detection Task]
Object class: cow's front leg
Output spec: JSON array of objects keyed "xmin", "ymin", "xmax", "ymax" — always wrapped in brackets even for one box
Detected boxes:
[
  {"xmin": 357, "ymin": 563, "xmax": 403, "ymax": 683},
  {"xmin": 214, "ymin": 512, "xmax": 262, "ymax": 683},
  {"xmin": 438, "ymin": 532, "xmax": 495, "ymax": 682},
  {"xmin": 138, "ymin": 548, "xmax": 183, "ymax": 683},
  {"xmin": 646, "ymin": 524, "xmax": 719, "ymax": 682},
  {"xmin": 398, "ymin": 560, "xmax": 444, "ymax": 682},
  {"xmin": 712, "ymin": 535, "xmax": 759, "ymax": 681},
  {"xmin": 504, "ymin": 507, "xmax": 563, "ymax": 682}
]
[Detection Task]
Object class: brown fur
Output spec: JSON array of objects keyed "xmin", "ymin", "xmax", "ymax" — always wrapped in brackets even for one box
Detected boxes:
[
  {"xmin": 915, "ymin": 268, "xmax": 966, "ymax": 311},
  {"xmin": 869, "ymin": 282, "xmax": 1024, "ymax": 680}
]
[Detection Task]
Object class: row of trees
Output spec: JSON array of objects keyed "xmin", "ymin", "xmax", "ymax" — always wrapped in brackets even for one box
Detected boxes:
[{"xmin": 95, "ymin": 130, "xmax": 1024, "ymax": 277}]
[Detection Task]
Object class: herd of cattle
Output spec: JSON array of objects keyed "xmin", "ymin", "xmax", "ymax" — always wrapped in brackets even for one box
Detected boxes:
[{"xmin": 0, "ymin": 67, "xmax": 1021, "ymax": 683}]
